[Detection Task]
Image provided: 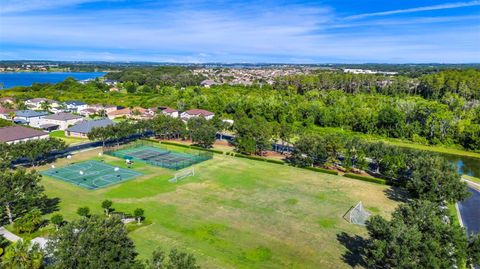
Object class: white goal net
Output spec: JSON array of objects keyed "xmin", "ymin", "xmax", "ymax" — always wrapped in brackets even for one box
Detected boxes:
[
  {"xmin": 169, "ymin": 168, "xmax": 195, "ymax": 183},
  {"xmin": 345, "ymin": 201, "xmax": 371, "ymax": 226}
]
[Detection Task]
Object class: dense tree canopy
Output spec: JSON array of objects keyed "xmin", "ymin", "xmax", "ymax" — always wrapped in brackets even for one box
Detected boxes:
[
  {"xmin": 47, "ymin": 215, "xmax": 140, "ymax": 269},
  {"xmin": 0, "ymin": 169, "xmax": 47, "ymax": 225},
  {"xmin": 3, "ymin": 69, "xmax": 479, "ymax": 150},
  {"xmin": 364, "ymin": 200, "xmax": 471, "ymax": 268}
]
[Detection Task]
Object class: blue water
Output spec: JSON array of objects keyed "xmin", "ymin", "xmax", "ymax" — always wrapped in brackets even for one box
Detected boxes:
[{"xmin": 0, "ymin": 72, "xmax": 106, "ymax": 89}]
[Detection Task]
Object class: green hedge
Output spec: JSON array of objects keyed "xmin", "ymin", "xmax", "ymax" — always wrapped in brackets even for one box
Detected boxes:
[
  {"xmin": 301, "ymin": 166, "xmax": 339, "ymax": 175},
  {"xmin": 144, "ymin": 139, "xmax": 286, "ymax": 165},
  {"xmin": 190, "ymin": 146, "xmax": 224, "ymax": 154},
  {"xmin": 343, "ymin": 173, "xmax": 387, "ymax": 185}
]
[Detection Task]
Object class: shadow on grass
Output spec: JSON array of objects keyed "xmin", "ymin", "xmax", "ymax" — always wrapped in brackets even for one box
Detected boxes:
[
  {"xmin": 384, "ymin": 186, "xmax": 410, "ymax": 202},
  {"xmin": 337, "ymin": 232, "xmax": 367, "ymax": 268},
  {"xmin": 41, "ymin": 197, "xmax": 61, "ymax": 214}
]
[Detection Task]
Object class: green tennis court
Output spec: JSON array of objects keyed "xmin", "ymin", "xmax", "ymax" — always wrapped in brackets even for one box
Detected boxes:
[
  {"xmin": 41, "ymin": 160, "xmax": 142, "ymax": 190},
  {"xmin": 106, "ymin": 144, "xmax": 212, "ymax": 170}
]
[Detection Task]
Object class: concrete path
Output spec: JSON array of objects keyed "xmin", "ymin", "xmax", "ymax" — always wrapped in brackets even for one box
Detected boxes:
[{"xmin": 0, "ymin": 226, "xmax": 21, "ymax": 242}]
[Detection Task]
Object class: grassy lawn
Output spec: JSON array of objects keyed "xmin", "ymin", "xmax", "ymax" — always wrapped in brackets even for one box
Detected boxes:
[
  {"xmin": 37, "ymin": 144, "xmax": 398, "ymax": 268},
  {"xmin": 49, "ymin": 130, "xmax": 87, "ymax": 145},
  {"xmin": 463, "ymin": 174, "xmax": 480, "ymax": 184}
]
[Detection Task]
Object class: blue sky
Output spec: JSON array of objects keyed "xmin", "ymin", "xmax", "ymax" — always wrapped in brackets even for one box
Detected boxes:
[{"xmin": 0, "ymin": 0, "xmax": 479, "ymax": 63}]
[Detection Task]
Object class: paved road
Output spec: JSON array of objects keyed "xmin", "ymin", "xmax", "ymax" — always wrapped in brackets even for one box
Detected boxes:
[{"xmin": 458, "ymin": 186, "xmax": 480, "ymax": 236}]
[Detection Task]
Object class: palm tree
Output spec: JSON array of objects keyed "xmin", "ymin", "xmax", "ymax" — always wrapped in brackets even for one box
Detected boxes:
[
  {"xmin": 7, "ymin": 111, "xmax": 15, "ymax": 121},
  {"xmin": 40, "ymin": 101, "xmax": 52, "ymax": 112},
  {"xmin": 1, "ymin": 240, "xmax": 44, "ymax": 269}
]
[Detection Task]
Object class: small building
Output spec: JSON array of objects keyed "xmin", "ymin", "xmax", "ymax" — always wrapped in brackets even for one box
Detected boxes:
[
  {"xmin": 39, "ymin": 112, "xmax": 84, "ymax": 131},
  {"xmin": 24, "ymin": 98, "xmax": 60, "ymax": 110},
  {"xmin": 14, "ymin": 110, "xmax": 49, "ymax": 127},
  {"xmin": 64, "ymin": 101, "xmax": 88, "ymax": 113},
  {"xmin": 180, "ymin": 109, "xmax": 215, "ymax": 120},
  {"xmin": 0, "ymin": 97, "xmax": 15, "ymax": 105},
  {"xmin": 65, "ymin": 118, "xmax": 115, "ymax": 138},
  {"xmin": 107, "ymin": 107, "xmax": 149, "ymax": 120},
  {"xmin": 0, "ymin": 126, "xmax": 49, "ymax": 144},
  {"xmin": 159, "ymin": 107, "xmax": 179, "ymax": 118},
  {"xmin": 200, "ymin": 79, "xmax": 217, "ymax": 88}
]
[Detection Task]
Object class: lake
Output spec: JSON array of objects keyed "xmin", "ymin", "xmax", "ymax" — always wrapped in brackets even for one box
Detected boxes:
[
  {"xmin": 439, "ymin": 153, "xmax": 480, "ymax": 178},
  {"xmin": 0, "ymin": 72, "xmax": 106, "ymax": 89}
]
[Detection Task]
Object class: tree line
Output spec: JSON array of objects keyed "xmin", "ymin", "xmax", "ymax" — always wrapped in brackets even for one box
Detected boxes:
[
  {"xmin": 105, "ymin": 66, "xmax": 206, "ymax": 89},
  {"xmin": 274, "ymin": 69, "xmax": 480, "ymax": 100}
]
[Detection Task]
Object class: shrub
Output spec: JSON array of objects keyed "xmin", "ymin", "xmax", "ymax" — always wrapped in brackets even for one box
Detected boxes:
[
  {"xmin": 343, "ymin": 173, "xmax": 387, "ymax": 185},
  {"xmin": 301, "ymin": 166, "xmax": 339, "ymax": 175}
]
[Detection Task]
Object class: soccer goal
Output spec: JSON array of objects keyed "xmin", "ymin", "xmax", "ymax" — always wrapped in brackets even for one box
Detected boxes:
[
  {"xmin": 344, "ymin": 201, "xmax": 371, "ymax": 226},
  {"xmin": 169, "ymin": 168, "xmax": 195, "ymax": 183}
]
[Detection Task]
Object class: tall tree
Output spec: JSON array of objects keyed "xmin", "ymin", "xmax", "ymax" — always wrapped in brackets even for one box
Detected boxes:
[
  {"xmin": 364, "ymin": 200, "xmax": 469, "ymax": 268},
  {"xmin": 0, "ymin": 169, "xmax": 46, "ymax": 225},
  {"xmin": 47, "ymin": 215, "xmax": 139, "ymax": 269}
]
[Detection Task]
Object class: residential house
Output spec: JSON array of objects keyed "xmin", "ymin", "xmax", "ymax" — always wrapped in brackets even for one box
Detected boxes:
[
  {"xmin": 88, "ymin": 104, "xmax": 117, "ymax": 114},
  {"xmin": 25, "ymin": 98, "xmax": 60, "ymax": 111},
  {"xmin": 0, "ymin": 126, "xmax": 49, "ymax": 144},
  {"xmin": 78, "ymin": 108, "xmax": 97, "ymax": 117},
  {"xmin": 64, "ymin": 101, "xmax": 88, "ymax": 113},
  {"xmin": 107, "ymin": 107, "xmax": 149, "ymax": 120},
  {"xmin": 0, "ymin": 97, "xmax": 15, "ymax": 105},
  {"xmin": 180, "ymin": 109, "xmax": 215, "ymax": 120},
  {"xmin": 65, "ymin": 118, "xmax": 115, "ymax": 138},
  {"xmin": 107, "ymin": 108, "xmax": 131, "ymax": 119},
  {"xmin": 14, "ymin": 110, "xmax": 49, "ymax": 127},
  {"xmin": 200, "ymin": 79, "xmax": 217, "ymax": 88},
  {"xmin": 159, "ymin": 107, "xmax": 179, "ymax": 118},
  {"xmin": 0, "ymin": 106, "xmax": 15, "ymax": 120},
  {"xmin": 39, "ymin": 112, "xmax": 84, "ymax": 131}
]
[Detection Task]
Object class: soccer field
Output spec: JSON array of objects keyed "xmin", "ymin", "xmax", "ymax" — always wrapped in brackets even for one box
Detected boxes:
[{"xmin": 39, "ymin": 146, "xmax": 398, "ymax": 268}]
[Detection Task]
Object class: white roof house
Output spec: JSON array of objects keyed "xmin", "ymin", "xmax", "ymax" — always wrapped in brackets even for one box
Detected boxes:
[{"xmin": 180, "ymin": 109, "xmax": 215, "ymax": 120}]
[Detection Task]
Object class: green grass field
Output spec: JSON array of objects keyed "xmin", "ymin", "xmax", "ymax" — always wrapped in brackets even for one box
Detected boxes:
[
  {"xmin": 49, "ymin": 130, "xmax": 87, "ymax": 145},
  {"xmin": 38, "ymin": 145, "xmax": 398, "ymax": 268}
]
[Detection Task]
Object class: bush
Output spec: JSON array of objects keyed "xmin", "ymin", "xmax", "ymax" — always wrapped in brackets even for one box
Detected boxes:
[
  {"xmin": 301, "ymin": 166, "xmax": 339, "ymax": 175},
  {"xmin": 343, "ymin": 173, "xmax": 387, "ymax": 185},
  {"xmin": 14, "ymin": 209, "xmax": 43, "ymax": 233}
]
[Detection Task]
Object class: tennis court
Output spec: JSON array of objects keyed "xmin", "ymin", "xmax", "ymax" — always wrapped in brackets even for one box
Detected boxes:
[
  {"xmin": 106, "ymin": 144, "xmax": 212, "ymax": 170},
  {"xmin": 41, "ymin": 160, "xmax": 142, "ymax": 190}
]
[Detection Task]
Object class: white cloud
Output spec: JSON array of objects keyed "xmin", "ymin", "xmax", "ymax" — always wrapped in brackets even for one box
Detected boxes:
[{"xmin": 345, "ymin": 1, "xmax": 480, "ymax": 20}]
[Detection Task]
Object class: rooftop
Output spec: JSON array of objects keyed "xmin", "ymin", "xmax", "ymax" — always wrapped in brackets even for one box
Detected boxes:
[
  {"xmin": 184, "ymin": 109, "xmax": 214, "ymax": 116},
  {"xmin": 65, "ymin": 100, "xmax": 87, "ymax": 106},
  {"xmin": 15, "ymin": 110, "xmax": 49, "ymax": 118},
  {"xmin": 66, "ymin": 118, "xmax": 115, "ymax": 134},
  {"xmin": 43, "ymin": 112, "xmax": 83, "ymax": 121},
  {"xmin": 0, "ymin": 126, "xmax": 47, "ymax": 143}
]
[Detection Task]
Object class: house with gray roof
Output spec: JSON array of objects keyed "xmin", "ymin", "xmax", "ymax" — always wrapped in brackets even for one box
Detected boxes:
[
  {"xmin": 64, "ymin": 100, "xmax": 88, "ymax": 112},
  {"xmin": 65, "ymin": 118, "xmax": 115, "ymax": 138},
  {"xmin": 14, "ymin": 110, "xmax": 50, "ymax": 127},
  {"xmin": 39, "ymin": 112, "xmax": 84, "ymax": 131},
  {"xmin": 0, "ymin": 126, "xmax": 49, "ymax": 144}
]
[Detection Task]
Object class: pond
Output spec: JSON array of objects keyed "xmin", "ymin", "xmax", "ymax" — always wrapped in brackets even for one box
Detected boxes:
[{"xmin": 439, "ymin": 153, "xmax": 480, "ymax": 178}]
